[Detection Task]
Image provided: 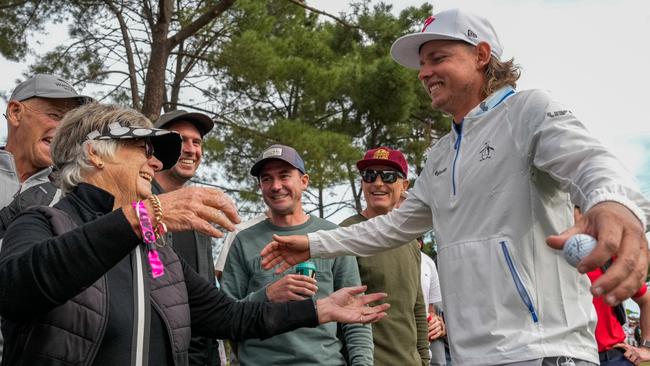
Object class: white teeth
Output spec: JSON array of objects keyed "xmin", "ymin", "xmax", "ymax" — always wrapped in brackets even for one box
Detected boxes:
[
  {"xmin": 372, "ymin": 192, "xmax": 388, "ymax": 196},
  {"xmin": 429, "ymin": 83, "xmax": 442, "ymax": 94},
  {"xmin": 179, "ymin": 159, "xmax": 194, "ymax": 164},
  {"xmin": 139, "ymin": 173, "xmax": 152, "ymax": 182}
]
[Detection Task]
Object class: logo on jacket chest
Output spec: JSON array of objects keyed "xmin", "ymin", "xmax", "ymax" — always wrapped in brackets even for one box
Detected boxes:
[{"xmin": 479, "ymin": 142, "xmax": 495, "ymax": 162}]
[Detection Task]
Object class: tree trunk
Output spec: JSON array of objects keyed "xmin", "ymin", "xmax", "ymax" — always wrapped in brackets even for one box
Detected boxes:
[
  {"xmin": 141, "ymin": 0, "xmax": 173, "ymax": 120},
  {"xmin": 318, "ymin": 185, "xmax": 324, "ymax": 218}
]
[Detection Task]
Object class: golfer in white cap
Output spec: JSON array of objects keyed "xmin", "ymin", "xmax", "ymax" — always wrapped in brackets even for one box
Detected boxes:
[{"xmin": 260, "ymin": 8, "xmax": 650, "ymax": 366}]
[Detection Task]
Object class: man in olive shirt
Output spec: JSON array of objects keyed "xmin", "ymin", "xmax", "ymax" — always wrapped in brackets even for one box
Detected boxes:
[
  {"xmin": 340, "ymin": 147, "xmax": 430, "ymax": 365},
  {"xmin": 221, "ymin": 145, "xmax": 373, "ymax": 365}
]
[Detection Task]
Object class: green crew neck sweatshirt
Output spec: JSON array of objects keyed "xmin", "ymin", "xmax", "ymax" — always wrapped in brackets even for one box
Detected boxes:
[{"xmin": 221, "ymin": 215, "xmax": 373, "ymax": 365}]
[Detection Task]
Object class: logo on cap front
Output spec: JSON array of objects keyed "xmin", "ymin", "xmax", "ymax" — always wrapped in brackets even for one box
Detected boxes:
[
  {"xmin": 422, "ymin": 16, "xmax": 435, "ymax": 32},
  {"xmin": 373, "ymin": 149, "xmax": 390, "ymax": 160},
  {"xmin": 262, "ymin": 148, "xmax": 283, "ymax": 158},
  {"xmin": 467, "ymin": 29, "xmax": 478, "ymax": 38}
]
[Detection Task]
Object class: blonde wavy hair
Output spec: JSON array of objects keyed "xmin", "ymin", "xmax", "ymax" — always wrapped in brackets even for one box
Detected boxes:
[{"xmin": 482, "ymin": 56, "xmax": 521, "ymax": 97}]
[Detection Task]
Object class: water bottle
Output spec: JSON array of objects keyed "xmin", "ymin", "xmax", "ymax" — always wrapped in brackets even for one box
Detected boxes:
[{"xmin": 295, "ymin": 260, "xmax": 316, "ymax": 278}]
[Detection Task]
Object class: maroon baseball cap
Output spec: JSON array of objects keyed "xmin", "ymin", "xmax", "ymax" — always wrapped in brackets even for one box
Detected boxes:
[{"xmin": 356, "ymin": 147, "xmax": 408, "ymax": 178}]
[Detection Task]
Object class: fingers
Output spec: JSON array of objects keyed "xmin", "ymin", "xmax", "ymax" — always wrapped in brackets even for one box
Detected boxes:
[
  {"xmin": 198, "ymin": 188, "xmax": 240, "ymax": 228},
  {"xmin": 356, "ymin": 291, "xmax": 388, "ymax": 305},
  {"xmin": 545, "ymin": 224, "xmax": 583, "ymax": 250},
  {"xmin": 359, "ymin": 311, "xmax": 388, "ymax": 324},
  {"xmin": 266, "ymin": 275, "xmax": 319, "ymax": 302},
  {"xmin": 156, "ymin": 187, "xmax": 240, "ymax": 234},
  {"xmin": 341, "ymin": 285, "xmax": 368, "ymax": 297},
  {"xmin": 578, "ymin": 219, "xmax": 623, "ymax": 273},
  {"xmin": 260, "ymin": 235, "xmax": 311, "ymax": 272},
  {"xmin": 591, "ymin": 225, "xmax": 648, "ymax": 304}
]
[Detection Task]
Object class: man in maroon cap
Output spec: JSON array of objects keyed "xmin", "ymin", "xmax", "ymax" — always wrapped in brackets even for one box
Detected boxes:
[{"xmin": 339, "ymin": 147, "xmax": 436, "ymax": 365}]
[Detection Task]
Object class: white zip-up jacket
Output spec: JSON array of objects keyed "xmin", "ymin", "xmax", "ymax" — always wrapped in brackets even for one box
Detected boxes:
[{"xmin": 309, "ymin": 87, "xmax": 650, "ymax": 365}]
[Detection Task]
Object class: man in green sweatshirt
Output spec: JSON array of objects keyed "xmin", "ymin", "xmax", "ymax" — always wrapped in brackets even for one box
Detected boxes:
[
  {"xmin": 221, "ymin": 144, "xmax": 373, "ymax": 365},
  {"xmin": 340, "ymin": 146, "xmax": 431, "ymax": 365}
]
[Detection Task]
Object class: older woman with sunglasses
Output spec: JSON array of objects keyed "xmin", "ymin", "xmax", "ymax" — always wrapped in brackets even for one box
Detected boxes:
[{"xmin": 0, "ymin": 103, "xmax": 389, "ymax": 366}]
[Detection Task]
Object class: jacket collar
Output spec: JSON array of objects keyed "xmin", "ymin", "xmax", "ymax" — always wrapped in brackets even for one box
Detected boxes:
[
  {"xmin": 70, "ymin": 183, "xmax": 116, "ymax": 216},
  {"xmin": 453, "ymin": 86, "xmax": 516, "ymax": 138}
]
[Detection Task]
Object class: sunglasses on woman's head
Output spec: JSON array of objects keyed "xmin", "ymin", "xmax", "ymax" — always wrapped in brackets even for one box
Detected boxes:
[{"xmin": 361, "ymin": 169, "xmax": 405, "ymax": 184}]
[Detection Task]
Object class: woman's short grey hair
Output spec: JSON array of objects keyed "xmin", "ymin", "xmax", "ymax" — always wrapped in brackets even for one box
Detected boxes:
[{"xmin": 51, "ymin": 103, "xmax": 153, "ymax": 192}]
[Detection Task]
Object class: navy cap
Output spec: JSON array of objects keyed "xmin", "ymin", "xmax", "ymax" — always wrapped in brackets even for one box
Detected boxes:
[
  {"xmin": 154, "ymin": 109, "xmax": 214, "ymax": 137},
  {"xmin": 250, "ymin": 144, "xmax": 305, "ymax": 177}
]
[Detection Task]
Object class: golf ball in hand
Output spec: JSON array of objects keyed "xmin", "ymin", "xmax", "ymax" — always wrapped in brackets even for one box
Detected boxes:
[{"xmin": 563, "ymin": 234, "xmax": 597, "ymax": 267}]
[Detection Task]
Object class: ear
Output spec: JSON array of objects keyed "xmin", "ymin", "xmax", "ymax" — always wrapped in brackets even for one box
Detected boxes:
[
  {"xmin": 300, "ymin": 173, "xmax": 310, "ymax": 189},
  {"xmin": 401, "ymin": 178, "xmax": 410, "ymax": 191},
  {"xmin": 5, "ymin": 101, "xmax": 24, "ymax": 128},
  {"xmin": 85, "ymin": 143, "xmax": 105, "ymax": 169},
  {"xmin": 475, "ymin": 41, "xmax": 492, "ymax": 69}
]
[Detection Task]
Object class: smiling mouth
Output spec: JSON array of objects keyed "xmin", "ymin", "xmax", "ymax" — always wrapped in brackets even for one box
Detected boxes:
[
  {"xmin": 139, "ymin": 172, "xmax": 153, "ymax": 182},
  {"xmin": 428, "ymin": 82, "xmax": 443, "ymax": 95},
  {"xmin": 178, "ymin": 158, "xmax": 195, "ymax": 165},
  {"xmin": 370, "ymin": 191, "xmax": 388, "ymax": 196},
  {"xmin": 270, "ymin": 193, "xmax": 289, "ymax": 200}
]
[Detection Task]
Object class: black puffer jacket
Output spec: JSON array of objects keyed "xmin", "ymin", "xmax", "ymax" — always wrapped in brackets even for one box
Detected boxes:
[{"xmin": 0, "ymin": 183, "xmax": 318, "ymax": 366}]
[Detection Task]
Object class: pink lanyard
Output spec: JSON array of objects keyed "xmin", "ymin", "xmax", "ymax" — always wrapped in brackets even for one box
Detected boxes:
[{"xmin": 133, "ymin": 201, "xmax": 165, "ymax": 278}]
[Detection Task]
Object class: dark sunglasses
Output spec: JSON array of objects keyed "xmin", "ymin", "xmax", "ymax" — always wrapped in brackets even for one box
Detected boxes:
[
  {"xmin": 361, "ymin": 169, "xmax": 405, "ymax": 184},
  {"xmin": 132, "ymin": 138, "xmax": 154, "ymax": 159}
]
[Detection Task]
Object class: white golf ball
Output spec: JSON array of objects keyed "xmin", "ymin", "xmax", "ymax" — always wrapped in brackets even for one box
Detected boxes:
[{"xmin": 563, "ymin": 234, "xmax": 597, "ymax": 267}]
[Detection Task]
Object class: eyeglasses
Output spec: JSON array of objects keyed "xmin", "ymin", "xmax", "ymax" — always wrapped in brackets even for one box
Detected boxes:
[
  {"xmin": 361, "ymin": 169, "xmax": 405, "ymax": 184},
  {"xmin": 132, "ymin": 138, "xmax": 155, "ymax": 159}
]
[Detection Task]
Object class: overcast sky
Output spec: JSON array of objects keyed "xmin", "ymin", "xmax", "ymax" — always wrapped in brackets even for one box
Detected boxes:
[
  {"xmin": 310, "ymin": 0, "xmax": 650, "ymax": 194},
  {"xmin": 1, "ymin": 0, "xmax": 649, "ymax": 195}
]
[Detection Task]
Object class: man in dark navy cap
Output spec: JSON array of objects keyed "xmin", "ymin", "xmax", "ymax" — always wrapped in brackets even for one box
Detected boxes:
[{"xmin": 151, "ymin": 109, "xmax": 220, "ymax": 366}]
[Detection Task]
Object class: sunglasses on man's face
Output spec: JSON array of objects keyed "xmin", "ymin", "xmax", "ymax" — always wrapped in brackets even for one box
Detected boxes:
[{"xmin": 361, "ymin": 169, "xmax": 405, "ymax": 184}]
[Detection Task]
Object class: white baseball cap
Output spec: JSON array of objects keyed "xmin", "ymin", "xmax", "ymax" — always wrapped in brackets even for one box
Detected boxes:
[{"xmin": 390, "ymin": 8, "xmax": 503, "ymax": 69}]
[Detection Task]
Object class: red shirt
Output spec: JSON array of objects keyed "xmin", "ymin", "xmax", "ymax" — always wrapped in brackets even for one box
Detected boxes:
[{"xmin": 588, "ymin": 268, "xmax": 647, "ymax": 352}]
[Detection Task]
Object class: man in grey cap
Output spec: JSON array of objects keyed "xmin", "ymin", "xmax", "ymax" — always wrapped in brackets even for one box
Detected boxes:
[
  {"xmin": 221, "ymin": 144, "xmax": 373, "ymax": 366},
  {"xmin": 0, "ymin": 73, "xmax": 90, "ymax": 360},
  {"xmin": 151, "ymin": 109, "xmax": 220, "ymax": 366}
]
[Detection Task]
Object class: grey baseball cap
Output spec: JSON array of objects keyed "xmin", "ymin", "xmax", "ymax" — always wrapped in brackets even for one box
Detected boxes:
[
  {"xmin": 154, "ymin": 109, "xmax": 214, "ymax": 137},
  {"xmin": 9, "ymin": 74, "xmax": 92, "ymax": 104},
  {"xmin": 250, "ymin": 144, "xmax": 306, "ymax": 177}
]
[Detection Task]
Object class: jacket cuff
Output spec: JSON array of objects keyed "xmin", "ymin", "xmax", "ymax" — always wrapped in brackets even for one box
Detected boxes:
[
  {"xmin": 585, "ymin": 191, "xmax": 648, "ymax": 232},
  {"xmin": 286, "ymin": 298, "xmax": 319, "ymax": 328}
]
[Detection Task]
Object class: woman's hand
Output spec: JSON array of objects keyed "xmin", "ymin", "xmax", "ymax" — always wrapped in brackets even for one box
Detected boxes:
[
  {"xmin": 125, "ymin": 187, "xmax": 240, "ymax": 238},
  {"xmin": 315, "ymin": 285, "xmax": 389, "ymax": 324},
  {"xmin": 157, "ymin": 187, "xmax": 240, "ymax": 237}
]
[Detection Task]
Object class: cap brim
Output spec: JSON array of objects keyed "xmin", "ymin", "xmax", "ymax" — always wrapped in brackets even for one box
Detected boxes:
[
  {"xmin": 356, "ymin": 159, "xmax": 406, "ymax": 176},
  {"xmin": 250, "ymin": 157, "xmax": 305, "ymax": 177},
  {"xmin": 89, "ymin": 126, "xmax": 181, "ymax": 170},
  {"xmin": 391, "ymin": 32, "xmax": 465, "ymax": 69},
  {"xmin": 156, "ymin": 112, "xmax": 214, "ymax": 136},
  {"xmin": 150, "ymin": 132, "xmax": 182, "ymax": 170}
]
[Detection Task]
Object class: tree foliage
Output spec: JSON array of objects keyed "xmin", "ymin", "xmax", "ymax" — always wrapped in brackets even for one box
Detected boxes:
[
  {"xmin": 0, "ymin": 0, "xmax": 451, "ymax": 218},
  {"xmin": 0, "ymin": 0, "xmax": 237, "ymax": 120},
  {"xmin": 208, "ymin": 0, "xmax": 451, "ymax": 217}
]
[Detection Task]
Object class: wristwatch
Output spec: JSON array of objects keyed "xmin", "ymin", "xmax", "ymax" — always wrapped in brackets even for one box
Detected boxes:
[{"xmin": 641, "ymin": 339, "xmax": 650, "ymax": 348}]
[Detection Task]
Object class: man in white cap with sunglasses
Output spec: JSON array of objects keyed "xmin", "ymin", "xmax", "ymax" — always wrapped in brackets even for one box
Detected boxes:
[{"xmin": 260, "ymin": 8, "xmax": 650, "ymax": 366}]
